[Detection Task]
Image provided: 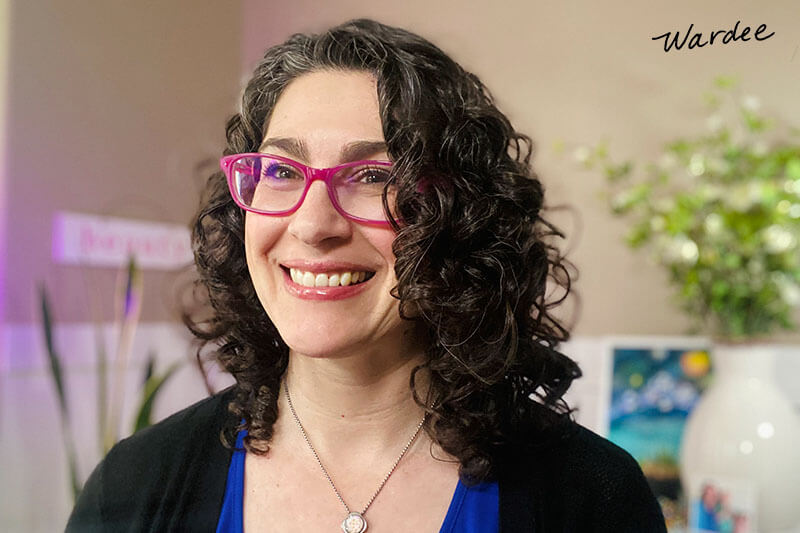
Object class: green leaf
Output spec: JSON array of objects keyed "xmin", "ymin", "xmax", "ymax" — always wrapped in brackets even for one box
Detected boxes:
[
  {"xmin": 106, "ymin": 255, "xmax": 144, "ymax": 453},
  {"xmin": 38, "ymin": 284, "xmax": 82, "ymax": 501},
  {"xmin": 713, "ymin": 75, "xmax": 738, "ymax": 89},
  {"xmin": 39, "ymin": 285, "xmax": 68, "ymax": 418},
  {"xmin": 122, "ymin": 257, "xmax": 142, "ymax": 320},
  {"xmin": 703, "ymin": 92, "xmax": 721, "ymax": 110},
  {"xmin": 142, "ymin": 354, "xmax": 155, "ymax": 386},
  {"xmin": 743, "ymin": 111, "xmax": 768, "ymax": 133},
  {"xmin": 786, "ymin": 158, "xmax": 800, "ymax": 181},
  {"xmin": 594, "ymin": 142, "xmax": 609, "ymax": 160},
  {"xmin": 133, "ymin": 359, "xmax": 181, "ymax": 434},
  {"xmin": 754, "ymin": 157, "xmax": 780, "ymax": 179},
  {"xmin": 610, "ymin": 183, "xmax": 651, "ymax": 214},
  {"xmin": 94, "ymin": 320, "xmax": 108, "ymax": 457},
  {"xmin": 666, "ymin": 140, "xmax": 691, "ymax": 158},
  {"xmin": 605, "ymin": 161, "xmax": 633, "ymax": 182},
  {"xmin": 625, "ymin": 222, "xmax": 651, "ymax": 248}
]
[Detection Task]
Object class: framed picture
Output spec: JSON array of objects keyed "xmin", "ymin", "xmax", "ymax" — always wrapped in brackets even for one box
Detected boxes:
[
  {"xmin": 604, "ymin": 336, "xmax": 713, "ymax": 531},
  {"xmin": 686, "ymin": 474, "xmax": 757, "ymax": 533}
]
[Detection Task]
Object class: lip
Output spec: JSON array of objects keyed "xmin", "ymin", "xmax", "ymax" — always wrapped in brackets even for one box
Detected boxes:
[
  {"xmin": 281, "ymin": 260, "xmax": 377, "ymax": 274},
  {"xmin": 281, "ymin": 266, "xmax": 374, "ymax": 301}
]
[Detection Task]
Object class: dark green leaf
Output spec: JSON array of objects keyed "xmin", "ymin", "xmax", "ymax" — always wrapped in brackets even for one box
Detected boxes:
[
  {"xmin": 39, "ymin": 284, "xmax": 82, "ymax": 501},
  {"xmin": 142, "ymin": 352, "xmax": 155, "ymax": 386},
  {"xmin": 133, "ymin": 360, "xmax": 181, "ymax": 434},
  {"xmin": 39, "ymin": 285, "xmax": 68, "ymax": 419}
]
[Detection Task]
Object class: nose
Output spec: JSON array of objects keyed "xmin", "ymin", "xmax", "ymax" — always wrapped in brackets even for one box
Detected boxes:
[{"xmin": 287, "ymin": 180, "xmax": 352, "ymax": 245}]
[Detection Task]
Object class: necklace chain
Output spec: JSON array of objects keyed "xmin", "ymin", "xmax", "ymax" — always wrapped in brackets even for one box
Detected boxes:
[{"xmin": 283, "ymin": 379, "xmax": 427, "ymax": 517}]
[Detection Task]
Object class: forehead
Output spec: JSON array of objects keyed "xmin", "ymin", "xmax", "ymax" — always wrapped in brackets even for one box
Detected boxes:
[{"xmin": 263, "ymin": 70, "xmax": 385, "ymax": 154}]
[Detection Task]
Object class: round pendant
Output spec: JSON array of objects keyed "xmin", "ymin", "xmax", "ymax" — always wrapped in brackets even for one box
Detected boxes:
[{"xmin": 341, "ymin": 511, "xmax": 367, "ymax": 533}]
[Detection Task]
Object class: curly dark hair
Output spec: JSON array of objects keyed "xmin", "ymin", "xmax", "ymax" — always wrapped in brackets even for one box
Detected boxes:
[{"xmin": 186, "ymin": 18, "xmax": 582, "ymax": 482}]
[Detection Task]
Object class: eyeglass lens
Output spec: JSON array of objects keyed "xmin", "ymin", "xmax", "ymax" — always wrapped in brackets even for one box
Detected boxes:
[{"xmin": 230, "ymin": 155, "xmax": 395, "ymax": 221}]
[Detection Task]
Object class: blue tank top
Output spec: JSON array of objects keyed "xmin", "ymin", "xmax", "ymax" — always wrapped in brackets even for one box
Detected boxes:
[{"xmin": 216, "ymin": 430, "xmax": 498, "ymax": 532}]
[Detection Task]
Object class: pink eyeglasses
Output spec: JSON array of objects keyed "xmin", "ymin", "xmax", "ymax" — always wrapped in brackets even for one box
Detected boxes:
[{"xmin": 220, "ymin": 153, "xmax": 397, "ymax": 226}]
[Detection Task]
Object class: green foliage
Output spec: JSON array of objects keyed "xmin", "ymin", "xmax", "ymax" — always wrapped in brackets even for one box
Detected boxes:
[
  {"xmin": 39, "ymin": 285, "xmax": 82, "ymax": 502},
  {"xmin": 133, "ymin": 353, "xmax": 181, "ymax": 433},
  {"xmin": 572, "ymin": 76, "xmax": 800, "ymax": 341},
  {"xmin": 40, "ymin": 286, "xmax": 67, "ymax": 416},
  {"xmin": 39, "ymin": 257, "xmax": 182, "ymax": 502}
]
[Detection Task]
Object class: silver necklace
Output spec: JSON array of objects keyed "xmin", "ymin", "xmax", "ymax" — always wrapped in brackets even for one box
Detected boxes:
[{"xmin": 283, "ymin": 379, "xmax": 427, "ymax": 533}]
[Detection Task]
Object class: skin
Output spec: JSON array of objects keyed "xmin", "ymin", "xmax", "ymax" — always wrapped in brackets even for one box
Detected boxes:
[{"xmin": 243, "ymin": 70, "xmax": 459, "ymax": 532}]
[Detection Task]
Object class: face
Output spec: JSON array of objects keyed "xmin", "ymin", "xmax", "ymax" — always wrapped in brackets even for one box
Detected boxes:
[{"xmin": 244, "ymin": 70, "xmax": 413, "ymax": 361}]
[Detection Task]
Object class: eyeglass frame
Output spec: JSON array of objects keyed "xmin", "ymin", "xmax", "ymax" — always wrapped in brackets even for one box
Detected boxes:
[{"xmin": 219, "ymin": 152, "xmax": 398, "ymax": 227}]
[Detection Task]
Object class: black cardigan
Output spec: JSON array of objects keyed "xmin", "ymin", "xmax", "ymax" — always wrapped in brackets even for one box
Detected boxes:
[{"xmin": 66, "ymin": 388, "xmax": 667, "ymax": 532}]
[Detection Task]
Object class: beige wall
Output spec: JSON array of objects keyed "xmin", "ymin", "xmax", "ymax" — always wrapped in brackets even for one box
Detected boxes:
[
  {"xmin": 3, "ymin": 0, "xmax": 242, "ymax": 324},
  {"xmin": 0, "ymin": 4, "xmax": 243, "ymax": 529},
  {"xmin": 242, "ymin": 0, "xmax": 800, "ymax": 340}
]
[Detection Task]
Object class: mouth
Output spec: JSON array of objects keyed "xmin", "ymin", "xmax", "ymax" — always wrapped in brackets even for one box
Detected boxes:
[{"xmin": 280, "ymin": 265, "xmax": 377, "ymax": 288}]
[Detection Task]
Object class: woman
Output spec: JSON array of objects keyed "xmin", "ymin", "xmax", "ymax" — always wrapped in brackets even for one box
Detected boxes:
[{"xmin": 68, "ymin": 19, "xmax": 667, "ymax": 532}]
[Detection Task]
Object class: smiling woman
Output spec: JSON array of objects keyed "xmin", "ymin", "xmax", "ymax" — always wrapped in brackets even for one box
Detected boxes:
[{"xmin": 66, "ymin": 19, "xmax": 667, "ymax": 532}]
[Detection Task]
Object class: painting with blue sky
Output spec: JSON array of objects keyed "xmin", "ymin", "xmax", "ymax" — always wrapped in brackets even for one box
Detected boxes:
[{"xmin": 609, "ymin": 344, "xmax": 713, "ymax": 530}]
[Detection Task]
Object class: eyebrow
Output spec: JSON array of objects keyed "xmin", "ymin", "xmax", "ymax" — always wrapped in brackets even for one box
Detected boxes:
[{"xmin": 259, "ymin": 137, "xmax": 389, "ymax": 163}]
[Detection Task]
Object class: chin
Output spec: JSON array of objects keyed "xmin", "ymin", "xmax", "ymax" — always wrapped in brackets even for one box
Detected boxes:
[
  {"xmin": 279, "ymin": 329, "xmax": 361, "ymax": 359},
  {"xmin": 285, "ymin": 344, "xmax": 357, "ymax": 360}
]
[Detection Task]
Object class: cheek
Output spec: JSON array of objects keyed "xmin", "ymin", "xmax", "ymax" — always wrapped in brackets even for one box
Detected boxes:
[
  {"xmin": 244, "ymin": 212, "xmax": 282, "ymax": 267},
  {"xmin": 370, "ymin": 229, "xmax": 398, "ymax": 270}
]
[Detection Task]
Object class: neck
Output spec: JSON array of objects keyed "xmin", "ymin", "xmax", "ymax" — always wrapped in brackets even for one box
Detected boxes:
[{"xmin": 276, "ymin": 330, "xmax": 430, "ymax": 460}]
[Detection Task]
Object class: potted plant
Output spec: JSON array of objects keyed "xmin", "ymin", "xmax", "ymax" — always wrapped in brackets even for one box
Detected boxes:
[
  {"xmin": 40, "ymin": 257, "xmax": 181, "ymax": 502},
  {"xmin": 570, "ymin": 76, "xmax": 800, "ymax": 531}
]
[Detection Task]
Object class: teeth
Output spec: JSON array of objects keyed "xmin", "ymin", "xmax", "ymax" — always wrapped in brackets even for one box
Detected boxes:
[{"xmin": 289, "ymin": 268, "xmax": 373, "ymax": 288}]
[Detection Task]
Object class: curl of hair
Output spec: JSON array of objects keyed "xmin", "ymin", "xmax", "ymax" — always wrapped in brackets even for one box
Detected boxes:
[{"xmin": 185, "ymin": 18, "xmax": 582, "ymax": 481}]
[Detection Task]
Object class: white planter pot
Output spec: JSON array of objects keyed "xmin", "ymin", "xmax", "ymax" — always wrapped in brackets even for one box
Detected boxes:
[{"xmin": 680, "ymin": 344, "xmax": 800, "ymax": 532}]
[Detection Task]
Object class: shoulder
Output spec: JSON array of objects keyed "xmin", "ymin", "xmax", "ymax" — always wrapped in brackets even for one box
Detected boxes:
[
  {"xmin": 499, "ymin": 419, "xmax": 667, "ymax": 532},
  {"xmin": 66, "ymin": 388, "xmax": 237, "ymax": 532},
  {"xmin": 552, "ymin": 422, "xmax": 646, "ymax": 480}
]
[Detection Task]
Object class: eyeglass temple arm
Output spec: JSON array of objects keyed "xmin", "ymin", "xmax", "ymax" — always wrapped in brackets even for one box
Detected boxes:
[{"xmin": 223, "ymin": 160, "xmax": 259, "ymax": 178}]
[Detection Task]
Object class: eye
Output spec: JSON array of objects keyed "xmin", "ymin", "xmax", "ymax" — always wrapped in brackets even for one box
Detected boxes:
[
  {"xmin": 351, "ymin": 166, "xmax": 392, "ymax": 185},
  {"xmin": 263, "ymin": 162, "xmax": 303, "ymax": 181}
]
